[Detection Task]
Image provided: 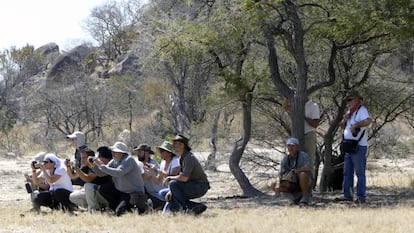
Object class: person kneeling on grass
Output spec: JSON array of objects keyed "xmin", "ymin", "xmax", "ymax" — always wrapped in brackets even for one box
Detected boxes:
[
  {"xmin": 274, "ymin": 138, "xmax": 313, "ymax": 206},
  {"xmin": 163, "ymin": 134, "xmax": 210, "ymax": 215},
  {"xmin": 92, "ymin": 142, "xmax": 148, "ymax": 216},
  {"xmin": 30, "ymin": 153, "xmax": 76, "ymax": 213}
]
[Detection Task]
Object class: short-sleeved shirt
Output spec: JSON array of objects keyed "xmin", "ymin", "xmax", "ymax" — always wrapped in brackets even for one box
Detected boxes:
[
  {"xmin": 142, "ymin": 159, "xmax": 164, "ymax": 196},
  {"xmin": 160, "ymin": 157, "xmax": 180, "ymax": 175},
  {"xmin": 180, "ymin": 151, "xmax": 208, "ymax": 183},
  {"xmin": 41, "ymin": 166, "xmax": 73, "ymax": 192},
  {"xmin": 279, "ymin": 151, "xmax": 312, "ymax": 177},
  {"xmin": 343, "ymin": 106, "xmax": 370, "ymax": 146}
]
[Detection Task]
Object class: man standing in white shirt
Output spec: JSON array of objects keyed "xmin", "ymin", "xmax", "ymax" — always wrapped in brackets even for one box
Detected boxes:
[{"xmin": 304, "ymin": 96, "xmax": 320, "ymax": 187}]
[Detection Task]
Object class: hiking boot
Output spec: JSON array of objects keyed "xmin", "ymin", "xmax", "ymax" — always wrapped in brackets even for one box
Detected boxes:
[
  {"xmin": 190, "ymin": 203, "xmax": 207, "ymax": 215},
  {"xmin": 334, "ymin": 197, "xmax": 353, "ymax": 202},
  {"xmin": 299, "ymin": 195, "xmax": 310, "ymax": 205},
  {"xmin": 29, "ymin": 207, "xmax": 40, "ymax": 213},
  {"xmin": 354, "ymin": 199, "xmax": 366, "ymax": 204}
]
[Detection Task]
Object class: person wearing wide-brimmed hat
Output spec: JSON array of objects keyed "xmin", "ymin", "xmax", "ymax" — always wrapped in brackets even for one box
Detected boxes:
[
  {"xmin": 157, "ymin": 141, "xmax": 180, "ymax": 180},
  {"xmin": 92, "ymin": 141, "xmax": 147, "ymax": 216},
  {"xmin": 163, "ymin": 134, "xmax": 210, "ymax": 215},
  {"xmin": 133, "ymin": 144, "xmax": 155, "ymax": 161},
  {"xmin": 144, "ymin": 141, "xmax": 181, "ymax": 210},
  {"xmin": 132, "ymin": 143, "xmax": 164, "ymax": 210},
  {"xmin": 337, "ymin": 90, "xmax": 372, "ymax": 204}
]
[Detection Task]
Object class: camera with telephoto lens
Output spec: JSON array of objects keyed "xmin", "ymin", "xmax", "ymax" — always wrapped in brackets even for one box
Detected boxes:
[
  {"xmin": 31, "ymin": 161, "xmax": 40, "ymax": 169},
  {"xmin": 88, "ymin": 157, "xmax": 95, "ymax": 163}
]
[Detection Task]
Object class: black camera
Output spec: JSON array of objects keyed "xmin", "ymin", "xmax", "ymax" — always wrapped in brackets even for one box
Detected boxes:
[
  {"xmin": 352, "ymin": 127, "xmax": 361, "ymax": 137},
  {"xmin": 88, "ymin": 157, "xmax": 95, "ymax": 163},
  {"xmin": 31, "ymin": 161, "xmax": 40, "ymax": 169},
  {"xmin": 25, "ymin": 183, "xmax": 33, "ymax": 193}
]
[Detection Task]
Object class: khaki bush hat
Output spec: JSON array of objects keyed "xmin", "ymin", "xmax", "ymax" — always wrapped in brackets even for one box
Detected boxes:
[
  {"xmin": 133, "ymin": 143, "xmax": 154, "ymax": 154},
  {"xmin": 110, "ymin": 141, "xmax": 128, "ymax": 153},
  {"xmin": 157, "ymin": 141, "xmax": 175, "ymax": 156}
]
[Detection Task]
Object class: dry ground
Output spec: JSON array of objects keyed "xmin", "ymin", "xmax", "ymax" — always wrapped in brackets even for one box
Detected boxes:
[{"xmin": 1, "ymin": 154, "xmax": 414, "ymax": 233}]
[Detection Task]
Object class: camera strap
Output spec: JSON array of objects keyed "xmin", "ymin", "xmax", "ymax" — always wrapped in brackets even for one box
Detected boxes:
[{"xmin": 288, "ymin": 153, "xmax": 300, "ymax": 170}]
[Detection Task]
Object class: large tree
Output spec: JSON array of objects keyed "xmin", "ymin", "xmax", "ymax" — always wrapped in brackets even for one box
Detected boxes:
[{"xmin": 256, "ymin": 0, "xmax": 413, "ymax": 191}]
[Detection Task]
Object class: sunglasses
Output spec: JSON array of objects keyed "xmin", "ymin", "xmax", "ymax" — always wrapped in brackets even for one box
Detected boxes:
[
  {"xmin": 346, "ymin": 98, "xmax": 355, "ymax": 102},
  {"xmin": 42, "ymin": 160, "xmax": 52, "ymax": 164}
]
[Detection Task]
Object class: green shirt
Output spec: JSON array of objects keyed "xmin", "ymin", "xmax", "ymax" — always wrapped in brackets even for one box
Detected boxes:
[{"xmin": 180, "ymin": 150, "xmax": 208, "ymax": 183}]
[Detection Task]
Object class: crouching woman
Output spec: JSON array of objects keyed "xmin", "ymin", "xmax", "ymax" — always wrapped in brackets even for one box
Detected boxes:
[
  {"xmin": 31, "ymin": 153, "xmax": 75, "ymax": 213},
  {"xmin": 274, "ymin": 138, "xmax": 313, "ymax": 206}
]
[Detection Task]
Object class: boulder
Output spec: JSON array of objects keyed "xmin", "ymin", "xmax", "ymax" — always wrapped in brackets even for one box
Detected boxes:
[
  {"xmin": 47, "ymin": 44, "xmax": 94, "ymax": 81},
  {"xmin": 107, "ymin": 54, "xmax": 141, "ymax": 76}
]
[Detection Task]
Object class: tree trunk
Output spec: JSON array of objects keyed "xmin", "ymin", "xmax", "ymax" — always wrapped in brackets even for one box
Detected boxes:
[
  {"xmin": 229, "ymin": 91, "xmax": 264, "ymax": 197},
  {"xmin": 319, "ymin": 104, "xmax": 346, "ymax": 192},
  {"xmin": 264, "ymin": 2, "xmax": 307, "ymax": 147},
  {"xmin": 319, "ymin": 135, "xmax": 335, "ymax": 193},
  {"xmin": 206, "ymin": 109, "xmax": 221, "ymax": 171}
]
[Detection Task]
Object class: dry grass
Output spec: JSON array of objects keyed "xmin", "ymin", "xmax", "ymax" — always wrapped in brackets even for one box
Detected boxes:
[
  {"xmin": 2, "ymin": 156, "xmax": 414, "ymax": 233},
  {"xmin": 2, "ymin": 203, "xmax": 414, "ymax": 233}
]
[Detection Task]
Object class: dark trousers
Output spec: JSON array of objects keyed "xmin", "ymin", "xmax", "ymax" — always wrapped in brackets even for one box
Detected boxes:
[
  {"xmin": 33, "ymin": 189, "xmax": 75, "ymax": 212},
  {"xmin": 98, "ymin": 183, "xmax": 147, "ymax": 216},
  {"xmin": 169, "ymin": 181, "xmax": 209, "ymax": 212},
  {"xmin": 147, "ymin": 193, "xmax": 166, "ymax": 210}
]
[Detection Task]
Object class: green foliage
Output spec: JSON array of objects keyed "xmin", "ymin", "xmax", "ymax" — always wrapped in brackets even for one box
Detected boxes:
[{"xmin": 108, "ymin": 74, "xmax": 144, "ymax": 118}]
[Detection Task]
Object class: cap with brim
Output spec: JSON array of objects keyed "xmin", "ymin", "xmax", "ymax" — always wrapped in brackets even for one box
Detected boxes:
[
  {"xmin": 110, "ymin": 141, "xmax": 128, "ymax": 153},
  {"xmin": 172, "ymin": 134, "xmax": 192, "ymax": 151},
  {"xmin": 157, "ymin": 141, "xmax": 175, "ymax": 156},
  {"xmin": 286, "ymin": 137, "xmax": 299, "ymax": 145}
]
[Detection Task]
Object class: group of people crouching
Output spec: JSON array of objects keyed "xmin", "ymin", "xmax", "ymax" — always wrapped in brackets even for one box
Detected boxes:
[{"xmin": 24, "ymin": 133, "xmax": 210, "ymax": 216}]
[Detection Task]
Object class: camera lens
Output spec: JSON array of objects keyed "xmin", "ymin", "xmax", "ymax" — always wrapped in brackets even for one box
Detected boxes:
[
  {"xmin": 32, "ymin": 161, "xmax": 39, "ymax": 169},
  {"xmin": 25, "ymin": 183, "xmax": 33, "ymax": 193},
  {"xmin": 88, "ymin": 157, "xmax": 94, "ymax": 163}
]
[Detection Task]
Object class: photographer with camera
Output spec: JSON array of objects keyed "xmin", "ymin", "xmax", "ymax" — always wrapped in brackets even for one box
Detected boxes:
[
  {"xmin": 30, "ymin": 153, "xmax": 76, "ymax": 213},
  {"xmin": 336, "ymin": 91, "xmax": 372, "ymax": 204},
  {"xmin": 84, "ymin": 146, "xmax": 113, "ymax": 212},
  {"xmin": 92, "ymin": 142, "xmax": 147, "ymax": 216},
  {"xmin": 24, "ymin": 152, "xmax": 49, "ymax": 200},
  {"xmin": 66, "ymin": 131, "xmax": 88, "ymax": 186},
  {"xmin": 66, "ymin": 148, "xmax": 112, "ymax": 211},
  {"xmin": 274, "ymin": 138, "xmax": 313, "ymax": 206}
]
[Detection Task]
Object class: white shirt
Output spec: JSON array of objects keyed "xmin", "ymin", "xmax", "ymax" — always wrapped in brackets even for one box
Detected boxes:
[
  {"xmin": 41, "ymin": 166, "xmax": 73, "ymax": 192},
  {"xmin": 304, "ymin": 99, "xmax": 320, "ymax": 134},
  {"xmin": 343, "ymin": 106, "xmax": 370, "ymax": 146},
  {"xmin": 159, "ymin": 157, "xmax": 180, "ymax": 175}
]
